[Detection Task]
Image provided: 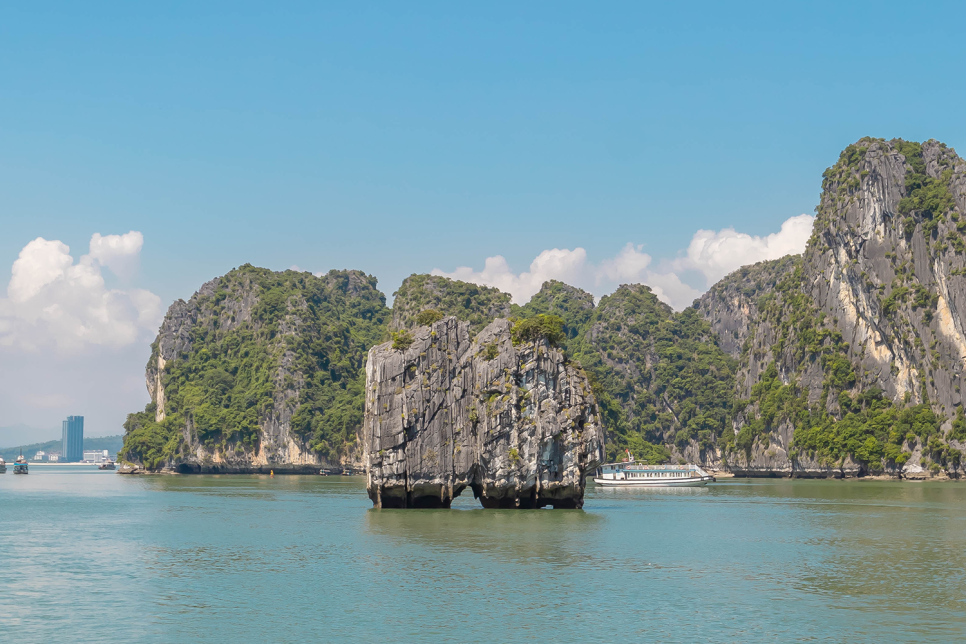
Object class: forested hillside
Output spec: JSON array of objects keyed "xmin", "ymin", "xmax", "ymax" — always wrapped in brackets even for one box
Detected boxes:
[
  {"xmin": 393, "ymin": 277, "xmax": 737, "ymax": 464},
  {"xmin": 121, "ymin": 265, "xmax": 388, "ymax": 471}
]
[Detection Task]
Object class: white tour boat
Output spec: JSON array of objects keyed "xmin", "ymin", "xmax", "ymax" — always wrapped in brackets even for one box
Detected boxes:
[{"xmin": 594, "ymin": 454, "xmax": 715, "ymax": 487}]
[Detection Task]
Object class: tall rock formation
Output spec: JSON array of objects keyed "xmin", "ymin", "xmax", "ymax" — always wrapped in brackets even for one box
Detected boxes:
[
  {"xmin": 363, "ymin": 316, "xmax": 604, "ymax": 508},
  {"xmin": 698, "ymin": 138, "xmax": 966, "ymax": 477},
  {"xmin": 121, "ymin": 265, "xmax": 388, "ymax": 472}
]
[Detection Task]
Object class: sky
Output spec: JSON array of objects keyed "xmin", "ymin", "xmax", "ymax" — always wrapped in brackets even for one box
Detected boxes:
[{"xmin": 2, "ymin": 0, "xmax": 966, "ymax": 442}]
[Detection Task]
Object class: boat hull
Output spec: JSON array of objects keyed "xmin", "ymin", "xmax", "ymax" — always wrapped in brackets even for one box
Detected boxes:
[{"xmin": 593, "ymin": 476, "xmax": 711, "ymax": 487}]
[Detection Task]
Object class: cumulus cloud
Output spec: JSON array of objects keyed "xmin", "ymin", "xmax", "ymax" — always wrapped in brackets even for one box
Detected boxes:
[
  {"xmin": 596, "ymin": 243, "xmax": 653, "ymax": 283},
  {"xmin": 88, "ymin": 231, "xmax": 144, "ymax": 279},
  {"xmin": 433, "ymin": 248, "xmax": 588, "ymax": 304},
  {"xmin": 0, "ymin": 233, "xmax": 162, "ymax": 352},
  {"xmin": 674, "ymin": 214, "xmax": 814, "ymax": 284},
  {"xmin": 431, "ymin": 214, "xmax": 814, "ymax": 311}
]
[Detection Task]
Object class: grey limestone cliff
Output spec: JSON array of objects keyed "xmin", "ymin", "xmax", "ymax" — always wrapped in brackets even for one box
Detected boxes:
[
  {"xmin": 363, "ymin": 317, "xmax": 604, "ymax": 508},
  {"xmin": 698, "ymin": 138, "xmax": 966, "ymax": 477}
]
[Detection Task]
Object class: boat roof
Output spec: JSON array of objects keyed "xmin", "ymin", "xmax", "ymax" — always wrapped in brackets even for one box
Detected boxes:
[{"xmin": 600, "ymin": 462, "xmax": 697, "ymax": 469}]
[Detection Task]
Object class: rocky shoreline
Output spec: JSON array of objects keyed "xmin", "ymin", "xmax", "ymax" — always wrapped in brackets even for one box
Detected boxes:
[
  {"xmin": 117, "ymin": 463, "xmax": 363, "ymax": 475},
  {"xmin": 115, "ymin": 463, "xmax": 960, "ymax": 482}
]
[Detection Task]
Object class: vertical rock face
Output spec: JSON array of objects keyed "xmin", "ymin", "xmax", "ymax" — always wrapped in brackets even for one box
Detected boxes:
[
  {"xmin": 363, "ymin": 317, "xmax": 604, "ymax": 508},
  {"xmin": 698, "ymin": 138, "xmax": 966, "ymax": 477},
  {"xmin": 804, "ymin": 139, "xmax": 966, "ymax": 410}
]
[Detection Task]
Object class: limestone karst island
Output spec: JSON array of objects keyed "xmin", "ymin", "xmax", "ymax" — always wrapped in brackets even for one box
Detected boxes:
[{"xmin": 118, "ymin": 138, "xmax": 966, "ymax": 508}]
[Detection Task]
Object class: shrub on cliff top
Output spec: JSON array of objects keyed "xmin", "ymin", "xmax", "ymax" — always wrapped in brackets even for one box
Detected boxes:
[
  {"xmin": 392, "ymin": 330, "xmax": 414, "ymax": 351},
  {"xmin": 415, "ymin": 309, "xmax": 445, "ymax": 326},
  {"xmin": 511, "ymin": 314, "xmax": 565, "ymax": 347}
]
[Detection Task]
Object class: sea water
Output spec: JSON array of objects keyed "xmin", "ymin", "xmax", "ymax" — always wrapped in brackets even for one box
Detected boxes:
[{"xmin": 2, "ymin": 467, "xmax": 965, "ymax": 642}]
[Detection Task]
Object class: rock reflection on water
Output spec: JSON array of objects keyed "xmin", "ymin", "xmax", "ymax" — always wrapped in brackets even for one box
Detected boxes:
[{"xmin": 365, "ymin": 505, "xmax": 604, "ymax": 568}]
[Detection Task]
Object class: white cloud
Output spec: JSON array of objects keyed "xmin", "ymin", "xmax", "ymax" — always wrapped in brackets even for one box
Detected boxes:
[
  {"xmin": 7, "ymin": 238, "xmax": 74, "ymax": 303},
  {"xmin": 675, "ymin": 214, "xmax": 814, "ymax": 284},
  {"xmin": 430, "ymin": 214, "xmax": 814, "ymax": 311},
  {"xmin": 433, "ymin": 248, "xmax": 588, "ymax": 304},
  {"xmin": 88, "ymin": 231, "xmax": 144, "ymax": 279},
  {"xmin": 639, "ymin": 272, "xmax": 703, "ymax": 310},
  {"xmin": 596, "ymin": 243, "xmax": 652, "ymax": 283},
  {"xmin": 0, "ymin": 233, "xmax": 162, "ymax": 352}
]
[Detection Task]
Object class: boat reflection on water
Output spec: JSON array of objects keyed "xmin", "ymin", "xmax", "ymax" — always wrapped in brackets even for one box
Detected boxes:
[{"xmin": 590, "ymin": 481, "xmax": 710, "ymax": 496}]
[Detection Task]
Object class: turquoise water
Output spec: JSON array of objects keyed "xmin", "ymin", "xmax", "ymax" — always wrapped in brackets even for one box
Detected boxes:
[{"xmin": 2, "ymin": 467, "xmax": 965, "ymax": 642}]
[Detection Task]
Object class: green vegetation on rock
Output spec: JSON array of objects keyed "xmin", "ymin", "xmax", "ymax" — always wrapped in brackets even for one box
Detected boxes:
[
  {"xmin": 516, "ymin": 283, "xmax": 737, "ymax": 464},
  {"xmin": 390, "ymin": 274, "xmax": 511, "ymax": 335},
  {"xmin": 511, "ymin": 314, "xmax": 565, "ymax": 346},
  {"xmin": 121, "ymin": 265, "xmax": 388, "ymax": 468}
]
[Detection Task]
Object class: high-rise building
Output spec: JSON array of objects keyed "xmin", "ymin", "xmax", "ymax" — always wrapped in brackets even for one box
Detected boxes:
[{"xmin": 62, "ymin": 415, "xmax": 84, "ymax": 462}]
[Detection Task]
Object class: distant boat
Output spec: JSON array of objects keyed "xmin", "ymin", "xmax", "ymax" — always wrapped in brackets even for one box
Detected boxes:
[
  {"xmin": 13, "ymin": 450, "xmax": 28, "ymax": 475},
  {"xmin": 0, "ymin": 457, "xmax": 6, "ymax": 474},
  {"xmin": 594, "ymin": 452, "xmax": 714, "ymax": 487},
  {"xmin": 98, "ymin": 460, "xmax": 116, "ymax": 470}
]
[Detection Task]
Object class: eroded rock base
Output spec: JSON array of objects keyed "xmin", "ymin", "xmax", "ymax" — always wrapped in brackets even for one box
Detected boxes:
[{"xmin": 369, "ymin": 481, "xmax": 586, "ymax": 509}]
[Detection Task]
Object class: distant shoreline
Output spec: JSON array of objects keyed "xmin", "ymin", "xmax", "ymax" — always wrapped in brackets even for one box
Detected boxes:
[{"xmin": 24, "ymin": 462, "xmax": 104, "ymax": 467}]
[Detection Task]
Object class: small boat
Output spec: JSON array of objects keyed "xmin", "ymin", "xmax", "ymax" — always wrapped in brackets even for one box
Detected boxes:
[
  {"xmin": 99, "ymin": 460, "xmax": 116, "ymax": 470},
  {"xmin": 594, "ymin": 453, "xmax": 714, "ymax": 487},
  {"xmin": 13, "ymin": 450, "xmax": 28, "ymax": 475},
  {"xmin": 0, "ymin": 457, "xmax": 6, "ymax": 473}
]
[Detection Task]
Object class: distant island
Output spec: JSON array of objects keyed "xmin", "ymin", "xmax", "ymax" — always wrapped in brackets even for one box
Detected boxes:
[{"xmin": 120, "ymin": 138, "xmax": 966, "ymax": 480}]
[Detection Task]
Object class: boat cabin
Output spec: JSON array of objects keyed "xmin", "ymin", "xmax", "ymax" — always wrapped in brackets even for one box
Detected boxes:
[{"xmin": 597, "ymin": 463, "xmax": 699, "ymax": 481}]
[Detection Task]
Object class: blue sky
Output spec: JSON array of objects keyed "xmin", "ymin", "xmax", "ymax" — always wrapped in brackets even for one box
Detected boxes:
[{"xmin": 2, "ymin": 1, "xmax": 966, "ymax": 438}]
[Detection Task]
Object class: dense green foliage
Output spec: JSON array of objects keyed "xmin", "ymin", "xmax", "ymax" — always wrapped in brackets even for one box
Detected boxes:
[
  {"xmin": 122, "ymin": 404, "xmax": 183, "ymax": 469},
  {"xmin": 510, "ymin": 314, "xmax": 565, "ymax": 346},
  {"xmin": 735, "ymin": 360, "xmax": 951, "ymax": 469},
  {"xmin": 391, "ymin": 274, "xmax": 511, "ymax": 335},
  {"xmin": 414, "ymin": 309, "xmax": 445, "ymax": 326},
  {"xmin": 391, "ymin": 329, "xmax": 415, "ymax": 350},
  {"xmin": 518, "ymin": 283, "xmax": 737, "ymax": 464},
  {"xmin": 121, "ymin": 266, "xmax": 388, "ymax": 467},
  {"xmin": 511, "ymin": 280, "xmax": 595, "ymax": 340},
  {"xmin": 894, "ymin": 140, "xmax": 957, "ymax": 236}
]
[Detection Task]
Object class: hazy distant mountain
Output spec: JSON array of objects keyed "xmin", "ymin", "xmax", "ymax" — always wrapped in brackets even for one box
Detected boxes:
[
  {"xmin": 0, "ymin": 424, "xmax": 60, "ymax": 450},
  {"xmin": 0, "ymin": 435, "xmax": 123, "ymax": 462}
]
